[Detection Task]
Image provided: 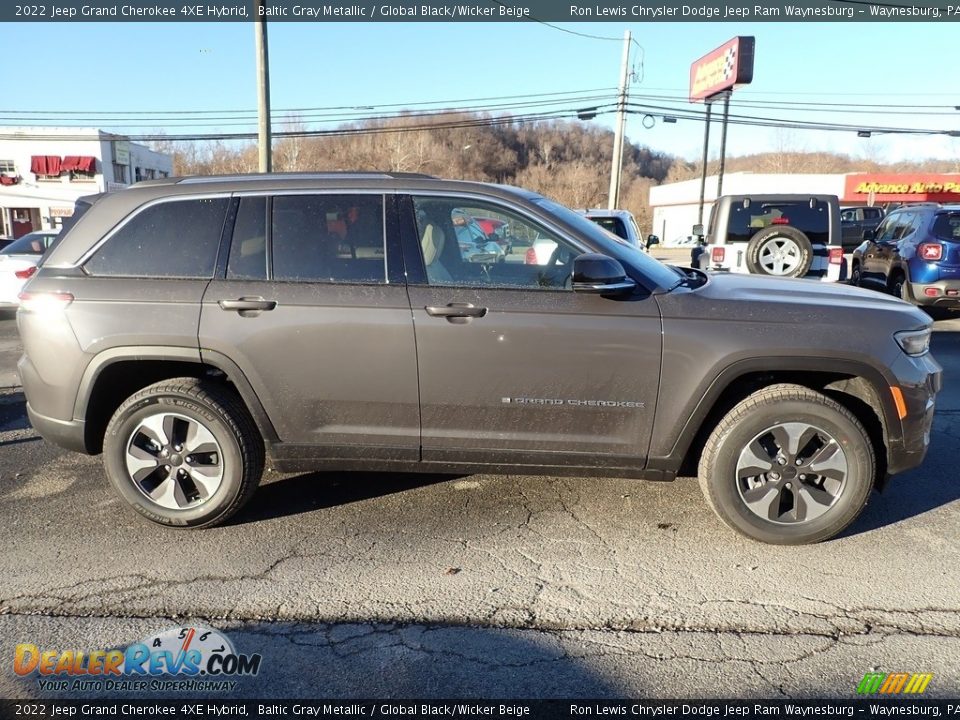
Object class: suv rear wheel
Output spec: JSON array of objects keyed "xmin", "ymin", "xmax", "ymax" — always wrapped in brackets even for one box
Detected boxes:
[
  {"xmin": 698, "ymin": 384, "xmax": 874, "ymax": 544},
  {"xmin": 103, "ymin": 377, "xmax": 264, "ymax": 528}
]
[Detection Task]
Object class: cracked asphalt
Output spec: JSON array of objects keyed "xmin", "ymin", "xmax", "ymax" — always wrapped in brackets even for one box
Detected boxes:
[{"xmin": 1, "ymin": 309, "xmax": 959, "ymax": 699}]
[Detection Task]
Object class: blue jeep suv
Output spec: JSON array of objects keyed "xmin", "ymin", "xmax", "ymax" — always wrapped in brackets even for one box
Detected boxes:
[{"xmin": 851, "ymin": 203, "xmax": 960, "ymax": 311}]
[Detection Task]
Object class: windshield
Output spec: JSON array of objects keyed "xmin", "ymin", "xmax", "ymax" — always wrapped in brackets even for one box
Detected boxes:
[{"xmin": 534, "ymin": 198, "xmax": 681, "ymax": 290}]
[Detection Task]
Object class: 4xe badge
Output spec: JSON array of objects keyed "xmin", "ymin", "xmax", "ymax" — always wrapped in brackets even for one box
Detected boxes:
[{"xmin": 14, "ymin": 625, "xmax": 261, "ymax": 693}]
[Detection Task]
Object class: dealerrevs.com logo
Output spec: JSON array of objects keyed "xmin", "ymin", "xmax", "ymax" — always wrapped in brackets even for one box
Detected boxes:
[{"xmin": 14, "ymin": 625, "xmax": 262, "ymax": 693}]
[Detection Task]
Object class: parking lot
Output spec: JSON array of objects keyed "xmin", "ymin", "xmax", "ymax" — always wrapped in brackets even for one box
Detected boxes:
[{"xmin": 1, "ymin": 304, "xmax": 959, "ymax": 699}]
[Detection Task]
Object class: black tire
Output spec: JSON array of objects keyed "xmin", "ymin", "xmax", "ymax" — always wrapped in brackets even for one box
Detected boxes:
[
  {"xmin": 103, "ymin": 377, "xmax": 264, "ymax": 528},
  {"xmin": 849, "ymin": 261, "xmax": 862, "ymax": 287},
  {"xmin": 698, "ymin": 384, "xmax": 875, "ymax": 545},
  {"xmin": 888, "ymin": 271, "xmax": 908, "ymax": 302},
  {"xmin": 745, "ymin": 226, "xmax": 814, "ymax": 278}
]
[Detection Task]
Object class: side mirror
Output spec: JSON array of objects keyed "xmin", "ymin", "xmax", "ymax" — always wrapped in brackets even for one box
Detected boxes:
[
  {"xmin": 862, "ymin": 229, "xmax": 876, "ymax": 242},
  {"xmin": 692, "ymin": 224, "xmax": 704, "ymax": 237},
  {"xmin": 572, "ymin": 253, "xmax": 636, "ymax": 296},
  {"xmin": 646, "ymin": 234, "xmax": 660, "ymax": 247}
]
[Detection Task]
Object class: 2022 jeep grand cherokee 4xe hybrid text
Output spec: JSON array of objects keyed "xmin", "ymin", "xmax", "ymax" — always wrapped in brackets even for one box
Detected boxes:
[{"xmin": 17, "ymin": 173, "xmax": 942, "ymax": 544}]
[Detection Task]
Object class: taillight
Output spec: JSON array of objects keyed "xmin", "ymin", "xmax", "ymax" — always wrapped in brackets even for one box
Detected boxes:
[
  {"xmin": 14, "ymin": 266, "xmax": 37, "ymax": 280},
  {"xmin": 771, "ymin": 217, "xmax": 790, "ymax": 225},
  {"xmin": 17, "ymin": 291, "xmax": 74, "ymax": 313},
  {"xmin": 711, "ymin": 247, "xmax": 726, "ymax": 264},
  {"xmin": 525, "ymin": 248, "xmax": 537, "ymax": 265},
  {"xmin": 828, "ymin": 247, "xmax": 844, "ymax": 265},
  {"xmin": 918, "ymin": 243, "xmax": 943, "ymax": 261},
  {"xmin": 924, "ymin": 288, "xmax": 941, "ymax": 297}
]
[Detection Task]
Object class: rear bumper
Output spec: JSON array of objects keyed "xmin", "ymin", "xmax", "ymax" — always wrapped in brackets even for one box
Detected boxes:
[
  {"xmin": 26, "ymin": 402, "xmax": 88, "ymax": 454},
  {"xmin": 907, "ymin": 279, "xmax": 960, "ymax": 308}
]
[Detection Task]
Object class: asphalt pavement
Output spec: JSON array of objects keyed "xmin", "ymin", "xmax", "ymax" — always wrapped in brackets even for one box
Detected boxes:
[{"xmin": 1, "ymin": 304, "xmax": 958, "ymax": 700}]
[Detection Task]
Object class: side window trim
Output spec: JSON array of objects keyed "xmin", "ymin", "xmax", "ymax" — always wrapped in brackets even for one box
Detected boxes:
[{"xmin": 214, "ymin": 197, "xmax": 241, "ymax": 280}]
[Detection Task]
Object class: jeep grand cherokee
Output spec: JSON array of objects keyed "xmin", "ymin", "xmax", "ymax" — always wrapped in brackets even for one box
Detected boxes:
[{"xmin": 17, "ymin": 173, "xmax": 942, "ymax": 544}]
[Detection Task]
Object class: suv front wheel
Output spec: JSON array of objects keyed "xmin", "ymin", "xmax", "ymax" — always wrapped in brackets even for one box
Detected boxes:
[
  {"xmin": 103, "ymin": 377, "xmax": 265, "ymax": 528},
  {"xmin": 698, "ymin": 384, "xmax": 875, "ymax": 544}
]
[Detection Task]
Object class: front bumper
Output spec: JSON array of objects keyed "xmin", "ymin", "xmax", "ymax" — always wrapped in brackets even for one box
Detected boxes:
[{"xmin": 885, "ymin": 350, "xmax": 942, "ymax": 475}]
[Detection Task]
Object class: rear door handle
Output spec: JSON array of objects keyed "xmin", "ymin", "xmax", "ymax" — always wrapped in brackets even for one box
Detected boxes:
[
  {"xmin": 425, "ymin": 303, "xmax": 488, "ymax": 322},
  {"xmin": 218, "ymin": 297, "xmax": 277, "ymax": 312}
]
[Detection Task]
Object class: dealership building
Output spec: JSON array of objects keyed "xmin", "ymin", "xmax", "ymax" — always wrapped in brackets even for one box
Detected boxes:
[
  {"xmin": 0, "ymin": 127, "xmax": 173, "ymax": 238},
  {"xmin": 650, "ymin": 172, "xmax": 960, "ymax": 246}
]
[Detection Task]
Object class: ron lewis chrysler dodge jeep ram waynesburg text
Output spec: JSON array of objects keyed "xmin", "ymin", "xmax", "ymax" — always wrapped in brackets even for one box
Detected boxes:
[{"xmin": 16, "ymin": 173, "xmax": 942, "ymax": 544}]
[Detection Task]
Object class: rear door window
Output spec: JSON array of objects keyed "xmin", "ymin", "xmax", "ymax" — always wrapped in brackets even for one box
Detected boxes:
[
  {"xmin": 270, "ymin": 194, "xmax": 385, "ymax": 284},
  {"xmin": 727, "ymin": 199, "xmax": 829, "ymax": 245},
  {"xmin": 85, "ymin": 197, "xmax": 228, "ymax": 278}
]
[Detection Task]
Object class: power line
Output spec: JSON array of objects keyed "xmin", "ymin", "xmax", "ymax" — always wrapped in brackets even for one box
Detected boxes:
[
  {"xmin": 0, "ymin": 94, "xmax": 619, "ymax": 128},
  {"xmin": 0, "ymin": 107, "xmax": 618, "ymax": 143},
  {"xmin": 626, "ymin": 102, "xmax": 960, "ymax": 137},
  {"xmin": 0, "ymin": 87, "xmax": 617, "ymax": 118}
]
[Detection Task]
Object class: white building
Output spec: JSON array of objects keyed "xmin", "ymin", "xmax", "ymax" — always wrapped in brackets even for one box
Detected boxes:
[
  {"xmin": 0, "ymin": 127, "xmax": 173, "ymax": 238},
  {"xmin": 649, "ymin": 173, "xmax": 847, "ymax": 247}
]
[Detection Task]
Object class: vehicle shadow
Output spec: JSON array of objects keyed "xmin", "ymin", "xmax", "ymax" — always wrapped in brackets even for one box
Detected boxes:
[{"xmin": 231, "ymin": 470, "xmax": 464, "ymax": 525}]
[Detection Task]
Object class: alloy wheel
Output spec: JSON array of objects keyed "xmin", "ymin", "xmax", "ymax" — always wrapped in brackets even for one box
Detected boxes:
[
  {"xmin": 124, "ymin": 412, "xmax": 225, "ymax": 510},
  {"xmin": 735, "ymin": 422, "xmax": 848, "ymax": 525}
]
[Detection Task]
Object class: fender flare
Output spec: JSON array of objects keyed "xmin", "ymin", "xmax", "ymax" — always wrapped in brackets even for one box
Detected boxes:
[
  {"xmin": 74, "ymin": 346, "xmax": 280, "ymax": 444},
  {"xmin": 647, "ymin": 356, "xmax": 901, "ymax": 473}
]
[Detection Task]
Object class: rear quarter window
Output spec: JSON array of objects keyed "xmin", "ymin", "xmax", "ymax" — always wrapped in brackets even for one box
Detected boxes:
[
  {"xmin": 84, "ymin": 197, "xmax": 228, "ymax": 278},
  {"xmin": 932, "ymin": 212, "xmax": 960, "ymax": 242}
]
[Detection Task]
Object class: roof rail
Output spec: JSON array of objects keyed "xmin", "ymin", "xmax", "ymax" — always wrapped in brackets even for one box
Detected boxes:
[{"xmin": 176, "ymin": 171, "xmax": 436, "ymax": 185}]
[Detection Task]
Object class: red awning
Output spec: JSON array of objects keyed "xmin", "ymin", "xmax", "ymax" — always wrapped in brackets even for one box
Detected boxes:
[
  {"xmin": 61, "ymin": 156, "xmax": 96, "ymax": 172},
  {"xmin": 30, "ymin": 155, "xmax": 62, "ymax": 176}
]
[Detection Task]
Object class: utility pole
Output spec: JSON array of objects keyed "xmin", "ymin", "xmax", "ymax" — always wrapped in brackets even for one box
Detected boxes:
[
  {"xmin": 254, "ymin": 0, "xmax": 272, "ymax": 173},
  {"xmin": 608, "ymin": 29, "xmax": 631, "ymax": 210}
]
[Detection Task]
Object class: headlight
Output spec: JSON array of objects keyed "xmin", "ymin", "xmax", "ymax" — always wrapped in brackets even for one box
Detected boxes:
[{"xmin": 894, "ymin": 328, "xmax": 931, "ymax": 357}]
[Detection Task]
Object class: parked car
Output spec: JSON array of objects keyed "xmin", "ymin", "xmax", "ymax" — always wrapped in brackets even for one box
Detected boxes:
[
  {"xmin": 452, "ymin": 211, "xmax": 505, "ymax": 263},
  {"xmin": 840, "ymin": 205, "xmax": 885, "ymax": 252},
  {"xmin": 472, "ymin": 216, "xmax": 512, "ymax": 255},
  {"xmin": 0, "ymin": 236, "xmax": 13, "ymax": 252},
  {"xmin": 19, "ymin": 173, "xmax": 940, "ymax": 544},
  {"xmin": 697, "ymin": 195, "xmax": 845, "ymax": 281},
  {"xmin": 0, "ymin": 229, "xmax": 60, "ymax": 307},
  {"xmin": 577, "ymin": 209, "xmax": 646, "ymax": 250},
  {"xmin": 850, "ymin": 203, "xmax": 960, "ymax": 311}
]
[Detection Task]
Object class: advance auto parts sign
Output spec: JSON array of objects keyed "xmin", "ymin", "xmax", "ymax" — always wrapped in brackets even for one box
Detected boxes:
[
  {"xmin": 689, "ymin": 36, "xmax": 755, "ymax": 102},
  {"xmin": 844, "ymin": 174, "xmax": 960, "ymax": 203}
]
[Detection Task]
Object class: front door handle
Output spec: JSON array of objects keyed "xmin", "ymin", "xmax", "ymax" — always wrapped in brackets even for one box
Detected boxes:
[
  {"xmin": 218, "ymin": 297, "xmax": 277, "ymax": 313},
  {"xmin": 425, "ymin": 303, "xmax": 488, "ymax": 322}
]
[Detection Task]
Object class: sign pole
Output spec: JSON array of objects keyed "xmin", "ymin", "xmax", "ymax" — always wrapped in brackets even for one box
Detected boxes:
[
  {"xmin": 697, "ymin": 102, "xmax": 712, "ymax": 228},
  {"xmin": 717, "ymin": 91, "xmax": 731, "ymax": 197}
]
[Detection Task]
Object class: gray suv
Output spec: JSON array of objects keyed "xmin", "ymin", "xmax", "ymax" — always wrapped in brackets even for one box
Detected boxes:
[{"xmin": 17, "ymin": 173, "xmax": 942, "ymax": 544}]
